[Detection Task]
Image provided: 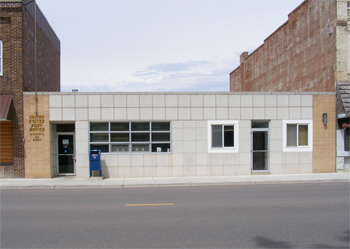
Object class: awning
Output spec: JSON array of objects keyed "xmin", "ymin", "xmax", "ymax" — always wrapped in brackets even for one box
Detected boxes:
[
  {"xmin": 336, "ymin": 82, "xmax": 350, "ymax": 119},
  {"xmin": 0, "ymin": 95, "xmax": 13, "ymax": 120}
]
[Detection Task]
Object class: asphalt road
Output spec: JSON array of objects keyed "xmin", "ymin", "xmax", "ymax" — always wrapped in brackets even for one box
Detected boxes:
[{"xmin": 1, "ymin": 182, "xmax": 349, "ymax": 248}]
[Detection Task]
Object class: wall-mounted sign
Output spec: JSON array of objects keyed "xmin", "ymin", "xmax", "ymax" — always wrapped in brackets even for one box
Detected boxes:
[
  {"xmin": 29, "ymin": 115, "xmax": 45, "ymax": 141},
  {"xmin": 342, "ymin": 123, "xmax": 350, "ymax": 128}
]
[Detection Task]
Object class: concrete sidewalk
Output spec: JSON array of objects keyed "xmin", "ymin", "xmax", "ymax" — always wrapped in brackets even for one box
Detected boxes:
[{"xmin": 0, "ymin": 173, "xmax": 349, "ymax": 189}]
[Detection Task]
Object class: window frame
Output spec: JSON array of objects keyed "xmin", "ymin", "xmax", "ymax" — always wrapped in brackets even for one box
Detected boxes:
[
  {"xmin": 283, "ymin": 120, "xmax": 313, "ymax": 152},
  {"xmin": 89, "ymin": 122, "xmax": 171, "ymax": 154},
  {"xmin": 344, "ymin": 128, "xmax": 350, "ymax": 152},
  {"xmin": 207, "ymin": 120, "xmax": 239, "ymax": 153}
]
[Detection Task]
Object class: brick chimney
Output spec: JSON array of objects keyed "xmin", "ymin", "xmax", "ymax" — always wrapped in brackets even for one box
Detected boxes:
[{"xmin": 240, "ymin": 52, "xmax": 249, "ymax": 64}]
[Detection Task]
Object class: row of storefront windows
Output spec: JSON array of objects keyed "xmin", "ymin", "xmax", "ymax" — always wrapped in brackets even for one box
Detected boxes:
[
  {"xmin": 89, "ymin": 122, "xmax": 171, "ymax": 153},
  {"xmin": 89, "ymin": 120, "xmax": 314, "ymax": 154}
]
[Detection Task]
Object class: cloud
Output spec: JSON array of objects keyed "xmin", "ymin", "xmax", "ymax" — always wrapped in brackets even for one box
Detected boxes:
[
  {"xmin": 129, "ymin": 59, "xmax": 234, "ymax": 91},
  {"xmin": 137, "ymin": 61, "xmax": 210, "ymax": 74},
  {"xmin": 61, "ymin": 58, "xmax": 238, "ymax": 93}
]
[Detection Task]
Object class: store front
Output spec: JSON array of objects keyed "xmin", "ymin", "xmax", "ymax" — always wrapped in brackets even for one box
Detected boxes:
[{"xmin": 23, "ymin": 92, "xmax": 337, "ymax": 178}]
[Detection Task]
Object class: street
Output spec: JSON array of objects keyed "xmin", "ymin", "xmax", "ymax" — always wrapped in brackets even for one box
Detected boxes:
[{"xmin": 1, "ymin": 182, "xmax": 349, "ymax": 248}]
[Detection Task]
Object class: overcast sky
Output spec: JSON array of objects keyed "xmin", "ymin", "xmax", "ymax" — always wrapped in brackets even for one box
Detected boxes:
[{"xmin": 36, "ymin": 0, "xmax": 304, "ymax": 92}]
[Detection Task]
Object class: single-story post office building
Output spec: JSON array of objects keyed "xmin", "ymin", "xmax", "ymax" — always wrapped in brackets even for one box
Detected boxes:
[{"xmin": 23, "ymin": 91, "xmax": 337, "ymax": 178}]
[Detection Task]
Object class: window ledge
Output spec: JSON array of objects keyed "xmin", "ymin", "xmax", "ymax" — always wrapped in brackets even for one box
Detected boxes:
[
  {"xmin": 251, "ymin": 172, "xmax": 271, "ymax": 175},
  {"xmin": 283, "ymin": 147, "xmax": 312, "ymax": 152}
]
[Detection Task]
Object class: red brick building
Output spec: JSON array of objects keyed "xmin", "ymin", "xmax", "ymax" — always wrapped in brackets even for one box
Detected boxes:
[
  {"xmin": 0, "ymin": 0, "xmax": 60, "ymax": 177},
  {"xmin": 230, "ymin": 0, "xmax": 350, "ymax": 171}
]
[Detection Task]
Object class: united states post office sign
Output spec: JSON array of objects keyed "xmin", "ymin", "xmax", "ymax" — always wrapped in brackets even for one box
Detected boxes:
[{"xmin": 29, "ymin": 115, "xmax": 45, "ymax": 141}]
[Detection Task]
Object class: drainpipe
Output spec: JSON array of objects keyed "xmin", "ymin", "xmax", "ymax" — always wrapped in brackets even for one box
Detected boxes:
[{"xmin": 34, "ymin": 0, "xmax": 37, "ymax": 116}]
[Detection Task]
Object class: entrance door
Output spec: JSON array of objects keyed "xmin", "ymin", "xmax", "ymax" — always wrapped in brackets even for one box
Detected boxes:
[
  {"xmin": 251, "ymin": 121, "xmax": 269, "ymax": 172},
  {"xmin": 58, "ymin": 134, "xmax": 75, "ymax": 175}
]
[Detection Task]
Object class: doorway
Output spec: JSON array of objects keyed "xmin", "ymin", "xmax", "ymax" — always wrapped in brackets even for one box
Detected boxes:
[
  {"xmin": 57, "ymin": 134, "xmax": 75, "ymax": 175},
  {"xmin": 251, "ymin": 121, "xmax": 269, "ymax": 172}
]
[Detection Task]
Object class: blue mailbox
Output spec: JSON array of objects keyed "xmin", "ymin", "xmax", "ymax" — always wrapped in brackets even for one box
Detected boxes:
[{"xmin": 89, "ymin": 150, "xmax": 101, "ymax": 177}]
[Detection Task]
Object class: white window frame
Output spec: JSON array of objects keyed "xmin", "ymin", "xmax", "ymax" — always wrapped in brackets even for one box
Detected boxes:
[
  {"xmin": 283, "ymin": 120, "xmax": 313, "ymax": 152},
  {"xmin": 0, "ymin": 40, "xmax": 3, "ymax": 76},
  {"xmin": 207, "ymin": 120, "xmax": 239, "ymax": 153},
  {"xmin": 89, "ymin": 121, "xmax": 171, "ymax": 154},
  {"xmin": 337, "ymin": 129, "xmax": 350, "ymax": 156}
]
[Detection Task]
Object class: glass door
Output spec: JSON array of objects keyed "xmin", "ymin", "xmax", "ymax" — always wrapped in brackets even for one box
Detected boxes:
[
  {"xmin": 58, "ymin": 134, "xmax": 75, "ymax": 175},
  {"xmin": 252, "ymin": 131, "xmax": 269, "ymax": 171},
  {"xmin": 251, "ymin": 121, "xmax": 269, "ymax": 172}
]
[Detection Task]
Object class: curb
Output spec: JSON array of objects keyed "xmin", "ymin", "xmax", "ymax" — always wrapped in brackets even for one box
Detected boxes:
[{"xmin": 1, "ymin": 175, "xmax": 348, "ymax": 190}]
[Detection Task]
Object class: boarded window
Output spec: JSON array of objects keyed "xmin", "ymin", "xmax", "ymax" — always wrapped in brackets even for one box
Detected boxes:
[{"xmin": 0, "ymin": 121, "xmax": 13, "ymax": 163}]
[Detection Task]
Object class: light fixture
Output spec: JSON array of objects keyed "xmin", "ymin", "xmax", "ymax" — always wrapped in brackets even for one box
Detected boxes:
[{"xmin": 323, "ymin": 112, "xmax": 327, "ymax": 124}]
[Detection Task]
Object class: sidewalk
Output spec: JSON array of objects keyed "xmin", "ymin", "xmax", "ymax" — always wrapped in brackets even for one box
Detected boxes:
[{"xmin": 0, "ymin": 173, "xmax": 349, "ymax": 189}]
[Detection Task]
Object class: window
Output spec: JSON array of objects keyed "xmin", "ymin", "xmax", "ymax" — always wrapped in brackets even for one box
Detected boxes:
[
  {"xmin": 89, "ymin": 122, "xmax": 171, "ymax": 153},
  {"xmin": 345, "ymin": 128, "xmax": 350, "ymax": 151},
  {"xmin": 0, "ymin": 40, "xmax": 3, "ymax": 76},
  {"xmin": 208, "ymin": 120, "xmax": 239, "ymax": 153},
  {"xmin": 283, "ymin": 120, "xmax": 313, "ymax": 152}
]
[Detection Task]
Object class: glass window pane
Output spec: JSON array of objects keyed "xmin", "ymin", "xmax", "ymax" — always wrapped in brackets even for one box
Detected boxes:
[
  {"xmin": 90, "ymin": 144, "xmax": 109, "ymax": 153},
  {"xmin": 224, "ymin": 126, "xmax": 234, "ymax": 147},
  {"xmin": 152, "ymin": 143, "xmax": 170, "ymax": 152},
  {"xmin": 90, "ymin": 123, "xmax": 108, "ymax": 131},
  {"xmin": 90, "ymin": 133, "xmax": 108, "ymax": 142},
  {"xmin": 287, "ymin": 124, "xmax": 297, "ymax": 147},
  {"xmin": 252, "ymin": 152, "xmax": 268, "ymax": 170},
  {"xmin": 253, "ymin": 131, "xmax": 268, "ymax": 150},
  {"xmin": 111, "ymin": 144, "xmax": 129, "ymax": 152},
  {"xmin": 345, "ymin": 129, "xmax": 350, "ymax": 151},
  {"xmin": 152, "ymin": 122, "xmax": 170, "ymax": 131},
  {"xmin": 56, "ymin": 124, "xmax": 75, "ymax": 132},
  {"xmin": 111, "ymin": 122, "xmax": 129, "ymax": 131},
  {"xmin": 298, "ymin": 125, "xmax": 308, "ymax": 146},
  {"xmin": 212, "ymin": 125, "xmax": 222, "ymax": 148},
  {"xmin": 132, "ymin": 144, "xmax": 149, "ymax": 152},
  {"xmin": 152, "ymin": 133, "xmax": 170, "ymax": 141},
  {"xmin": 111, "ymin": 133, "xmax": 129, "ymax": 142},
  {"xmin": 251, "ymin": 121, "xmax": 269, "ymax": 128},
  {"xmin": 131, "ymin": 122, "xmax": 149, "ymax": 131},
  {"xmin": 131, "ymin": 133, "xmax": 150, "ymax": 142}
]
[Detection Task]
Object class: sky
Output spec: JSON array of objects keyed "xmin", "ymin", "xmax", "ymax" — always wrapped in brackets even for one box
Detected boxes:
[{"xmin": 35, "ymin": 0, "xmax": 305, "ymax": 93}]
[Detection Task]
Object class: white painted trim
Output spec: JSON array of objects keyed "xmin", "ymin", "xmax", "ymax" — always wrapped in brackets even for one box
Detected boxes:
[
  {"xmin": 337, "ymin": 129, "xmax": 350, "ymax": 156},
  {"xmin": 282, "ymin": 120, "xmax": 313, "ymax": 152},
  {"xmin": 207, "ymin": 120, "xmax": 239, "ymax": 153}
]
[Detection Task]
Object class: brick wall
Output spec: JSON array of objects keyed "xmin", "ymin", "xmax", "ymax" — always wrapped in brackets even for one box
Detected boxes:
[
  {"xmin": 22, "ymin": 10, "xmax": 60, "ymax": 92},
  {"xmin": 230, "ymin": 0, "xmax": 337, "ymax": 92},
  {"xmin": 335, "ymin": 0, "xmax": 350, "ymax": 81},
  {"xmin": 23, "ymin": 95, "xmax": 51, "ymax": 178},
  {"xmin": 0, "ymin": 2, "xmax": 60, "ymax": 178},
  {"xmin": 313, "ymin": 95, "xmax": 336, "ymax": 172},
  {"xmin": 0, "ymin": 3, "xmax": 25, "ymax": 177}
]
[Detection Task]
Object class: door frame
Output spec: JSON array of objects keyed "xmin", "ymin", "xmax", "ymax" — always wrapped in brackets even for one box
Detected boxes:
[
  {"xmin": 57, "ymin": 132, "xmax": 75, "ymax": 176},
  {"xmin": 251, "ymin": 127, "xmax": 270, "ymax": 173}
]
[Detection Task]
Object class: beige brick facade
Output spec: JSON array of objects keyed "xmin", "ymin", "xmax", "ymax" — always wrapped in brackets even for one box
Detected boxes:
[
  {"xmin": 335, "ymin": 0, "xmax": 350, "ymax": 81},
  {"xmin": 23, "ymin": 95, "xmax": 51, "ymax": 178},
  {"xmin": 312, "ymin": 95, "xmax": 337, "ymax": 173}
]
